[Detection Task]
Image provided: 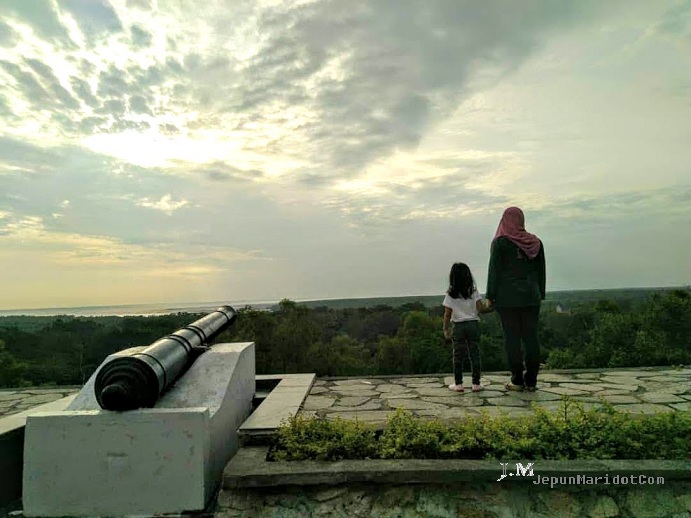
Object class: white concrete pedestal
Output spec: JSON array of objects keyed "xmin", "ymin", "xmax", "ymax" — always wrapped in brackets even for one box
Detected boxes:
[{"xmin": 22, "ymin": 342, "xmax": 255, "ymax": 517}]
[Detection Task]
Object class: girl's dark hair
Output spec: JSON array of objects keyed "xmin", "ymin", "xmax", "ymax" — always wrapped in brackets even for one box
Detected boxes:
[{"xmin": 448, "ymin": 262, "xmax": 476, "ymax": 299}]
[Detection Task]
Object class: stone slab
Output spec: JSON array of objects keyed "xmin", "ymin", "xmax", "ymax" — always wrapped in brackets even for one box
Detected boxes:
[
  {"xmin": 639, "ymin": 384, "xmax": 689, "ymax": 395},
  {"xmin": 337, "ymin": 396, "xmax": 372, "ymax": 407},
  {"xmin": 326, "ymin": 401, "xmax": 384, "ymax": 412},
  {"xmin": 308, "ymin": 387, "xmax": 328, "ymax": 395},
  {"xmin": 559, "ymin": 383, "xmax": 606, "ymax": 392},
  {"xmin": 378, "ymin": 392, "xmax": 417, "ymax": 399},
  {"xmin": 573, "ymin": 373, "xmax": 602, "ymax": 379},
  {"xmin": 332, "ymin": 379, "xmax": 381, "ymax": 386},
  {"xmin": 541, "ymin": 387, "xmax": 589, "ymax": 396},
  {"xmin": 419, "ymin": 396, "xmax": 484, "ymax": 407},
  {"xmin": 636, "ymin": 376, "xmax": 687, "ymax": 383},
  {"xmin": 375, "ymin": 384, "xmax": 410, "ymax": 393},
  {"xmin": 327, "ymin": 388, "xmax": 380, "ymax": 397},
  {"xmin": 303, "ymin": 396, "xmax": 336, "ymax": 410},
  {"xmin": 479, "ymin": 375, "xmax": 512, "ymax": 383},
  {"xmin": 539, "ymin": 374, "xmax": 579, "ymax": 383},
  {"xmin": 473, "ymin": 390, "xmax": 505, "ymax": 398},
  {"xmin": 416, "ymin": 387, "xmax": 461, "ymax": 397},
  {"xmin": 387, "ymin": 399, "xmax": 448, "ymax": 411},
  {"xmin": 603, "ymin": 370, "xmax": 658, "ymax": 377},
  {"xmin": 615, "ymin": 404, "xmax": 675, "ymax": 415},
  {"xmin": 511, "ymin": 391, "xmax": 563, "ymax": 402},
  {"xmin": 599, "ymin": 395, "xmax": 641, "ymax": 404},
  {"xmin": 639, "ymin": 392, "xmax": 686, "ymax": 404},
  {"xmin": 390, "ymin": 378, "xmax": 441, "ymax": 384},
  {"xmin": 599, "ymin": 383, "xmax": 640, "ymax": 392},
  {"xmin": 599, "ymin": 377, "xmax": 641, "ymax": 387},
  {"xmin": 668, "ymin": 402, "xmax": 691, "ymax": 411},
  {"xmin": 485, "ymin": 396, "xmax": 528, "ymax": 407},
  {"xmin": 592, "ymin": 390, "xmax": 630, "ymax": 396}
]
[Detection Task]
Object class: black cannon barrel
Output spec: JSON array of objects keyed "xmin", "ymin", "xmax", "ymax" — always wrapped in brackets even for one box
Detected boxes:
[{"xmin": 94, "ymin": 305, "xmax": 237, "ymax": 411}]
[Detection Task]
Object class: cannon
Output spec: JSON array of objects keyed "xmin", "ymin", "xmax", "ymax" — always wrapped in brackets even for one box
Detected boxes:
[{"xmin": 94, "ymin": 305, "xmax": 237, "ymax": 411}]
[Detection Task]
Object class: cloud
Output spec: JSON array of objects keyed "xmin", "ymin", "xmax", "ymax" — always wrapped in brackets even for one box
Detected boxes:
[
  {"xmin": 60, "ymin": 0, "xmax": 123, "ymax": 42},
  {"xmin": 0, "ymin": 0, "xmax": 72, "ymax": 45},
  {"xmin": 135, "ymin": 194, "xmax": 190, "ymax": 215},
  {"xmin": 650, "ymin": 0, "xmax": 691, "ymax": 42},
  {"xmin": 130, "ymin": 25, "xmax": 152, "ymax": 48},
  {"xmin": 0, "ymin": 20, "xmax": 18, "ymax": 46},
  {"xmin": 0, "ymin": 0, "xmax": 689, "ymax": 307},
  {"xmin": 24, "ymin": 58, "xmax": 80, "ymax": 109}
]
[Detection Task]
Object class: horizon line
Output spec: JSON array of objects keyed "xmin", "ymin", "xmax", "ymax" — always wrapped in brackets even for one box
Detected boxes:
[{"xmin": 0, "ymin": 284, "xmax": 687, "ymax": 314}]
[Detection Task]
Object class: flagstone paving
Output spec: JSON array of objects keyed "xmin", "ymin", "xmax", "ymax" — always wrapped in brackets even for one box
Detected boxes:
[
  {"xmin": 301, "ymin": 367, "xmax": 691, "ymax": 426},
  {"xmin": 3, "ymin": 368, "xmax": 690, "ymax": 425},
  {"xmin": 0, "ymin": 387, "xmax": 80, "ymax": 418}
]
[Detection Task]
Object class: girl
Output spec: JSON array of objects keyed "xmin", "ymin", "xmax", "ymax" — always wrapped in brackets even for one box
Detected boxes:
[{"xmin": 442, "ymin": 262, "xmax": 492, "ymax": 393}]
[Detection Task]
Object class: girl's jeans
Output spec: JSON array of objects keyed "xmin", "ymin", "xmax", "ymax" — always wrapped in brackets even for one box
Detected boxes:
[{"xmin": 451, "ymin": 320, "xmax": 481, "ymax": 385}]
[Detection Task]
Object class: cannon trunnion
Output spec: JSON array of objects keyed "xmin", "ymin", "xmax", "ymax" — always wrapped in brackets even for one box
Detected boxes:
[{"xmin": 94, "ymin": 305, "xmax": 237, "ymax": 411}]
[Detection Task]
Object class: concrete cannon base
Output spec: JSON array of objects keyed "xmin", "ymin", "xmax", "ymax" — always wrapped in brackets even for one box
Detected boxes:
[{"xmin": 22, "ymin": 342, "xmax": 255, "ymax": 517}]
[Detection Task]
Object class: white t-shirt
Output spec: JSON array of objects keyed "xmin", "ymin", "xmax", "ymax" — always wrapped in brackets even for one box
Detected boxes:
[{"xmin": 442, "ymin": 290, "xmax": 481, "ymax": 322}]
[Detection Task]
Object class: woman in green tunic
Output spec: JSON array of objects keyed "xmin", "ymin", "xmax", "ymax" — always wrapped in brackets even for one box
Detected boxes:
[{"xmin": 486, "ymin": 207, "xmax": 546, "ymax": 392}]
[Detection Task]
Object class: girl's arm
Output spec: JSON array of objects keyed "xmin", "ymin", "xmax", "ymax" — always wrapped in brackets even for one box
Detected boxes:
[
  {"xmin": 476, "ymin": 299, "xmax": 493, "ymax": 314},
  {"xmin": 443, "ymin": 307, "xmax": 452, "ymax": 339}
]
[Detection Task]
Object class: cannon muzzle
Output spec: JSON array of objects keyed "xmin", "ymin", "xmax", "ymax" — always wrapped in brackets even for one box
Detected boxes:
[{"xmin": 94, "ymin": 305, "xmax": 237, "ymax": 411}]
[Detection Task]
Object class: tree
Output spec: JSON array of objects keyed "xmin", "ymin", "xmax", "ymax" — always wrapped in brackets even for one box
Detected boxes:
[
  {"xmin": 0, "ymin": 340, "xmax": 28, "ymax": 387},
  {"xmin": 375, "ymin": 336, "xmax": 411, "ymax": 374}
]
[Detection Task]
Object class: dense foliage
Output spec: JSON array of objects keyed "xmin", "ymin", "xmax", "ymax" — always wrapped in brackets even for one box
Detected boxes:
[
  {"xmin": 0, "ymin": 289, "xmax": 689, "ymax": 387},
  {"xmin": 269, "ymin": 403, "xmax": 691, "ymax": 461}
]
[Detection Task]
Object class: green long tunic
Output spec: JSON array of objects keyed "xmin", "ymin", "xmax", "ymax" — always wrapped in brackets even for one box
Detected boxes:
[{"xmin": 486, "ymin": 237, "xmax": 546, "ymax": 308}]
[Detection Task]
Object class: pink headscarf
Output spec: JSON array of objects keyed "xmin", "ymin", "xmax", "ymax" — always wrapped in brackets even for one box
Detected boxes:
[{"xmin": 492, "ymin": 207, "xmax": 541, "ymax": 259}]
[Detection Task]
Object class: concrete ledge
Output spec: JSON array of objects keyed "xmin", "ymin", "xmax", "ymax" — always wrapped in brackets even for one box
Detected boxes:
[
  {"xmin": 238, "ymin": 374, "xmax": 315, "ymax": 440},
  {"xmin": 223, "ymin": 446, "xmax": 691, "ymax": 488}
]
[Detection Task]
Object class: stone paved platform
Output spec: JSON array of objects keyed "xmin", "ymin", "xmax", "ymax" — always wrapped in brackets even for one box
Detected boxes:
[
  {"xmin": 0, "ymin": 387, "xmax": 80, "ymax": 418},
  {"xmin": 3, "ymin": 368, "xmax": 691, "ymax": 425},
  {"xmin": 299, "ymin": 367, "xmax": 691, "ymax": 426}
]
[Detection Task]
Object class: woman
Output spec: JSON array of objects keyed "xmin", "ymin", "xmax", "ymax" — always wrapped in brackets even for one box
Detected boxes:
[{"xmin": 486, "ymin": 207, "xmax": 545, "ymax": 392}]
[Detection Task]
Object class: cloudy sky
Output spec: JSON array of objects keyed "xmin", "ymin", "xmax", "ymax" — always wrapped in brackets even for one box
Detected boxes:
[{"xmin": 0, "ymin": 0, "xmax": 689, "ymax": 310}]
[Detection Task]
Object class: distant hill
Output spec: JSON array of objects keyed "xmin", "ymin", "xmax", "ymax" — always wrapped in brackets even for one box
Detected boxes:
[{"xmin": 293, "ymin": 287, "xmax": 684, "ymax": 311}]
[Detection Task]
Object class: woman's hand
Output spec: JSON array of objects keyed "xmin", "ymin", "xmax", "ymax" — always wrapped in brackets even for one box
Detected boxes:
[{"xmin": 443, "ymin": 328, "xmax": 451, "ymax": 340}]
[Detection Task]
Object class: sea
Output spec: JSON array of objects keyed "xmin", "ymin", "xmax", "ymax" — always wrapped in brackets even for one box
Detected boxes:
[{"xmin": 0, "ymin": 300, "xmax": 277, "ymax": 318}]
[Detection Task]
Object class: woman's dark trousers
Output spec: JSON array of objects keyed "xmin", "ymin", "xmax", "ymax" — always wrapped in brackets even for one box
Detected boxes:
[
  {"xmin": 451, "ymin": 320, "xmax": 481, "ymax": 385},
  {"xmin": 497, "ymin": 306, "xmax": 541, "ymax": 387}
]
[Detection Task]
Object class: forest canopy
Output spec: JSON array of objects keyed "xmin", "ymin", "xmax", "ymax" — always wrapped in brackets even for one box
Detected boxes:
[{"xmin": 0, "ymin": 289, "xmax": 689, "ymax": 388}]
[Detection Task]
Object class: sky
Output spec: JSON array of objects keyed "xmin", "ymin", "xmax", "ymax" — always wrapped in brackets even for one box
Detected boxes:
[{"xmin": 0, "ymin": 0, "xmax": 690, "ymax": 310}]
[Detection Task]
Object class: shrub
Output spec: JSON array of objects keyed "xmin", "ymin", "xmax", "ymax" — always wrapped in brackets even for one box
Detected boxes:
[
  {"xmin": 269, "ymin": 414, "xmax": 378, "ymax": 461},
  {"xmin": 269, "ymin": 402, "xmax": 691, "ymax": 461}
]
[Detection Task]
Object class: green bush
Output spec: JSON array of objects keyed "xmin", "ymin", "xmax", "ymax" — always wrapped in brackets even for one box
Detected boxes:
[
  {"xmin": 268, "ymin": 401, "xmax": 691, "ymax": 461},
  {"xmin": 270, "ymin": 414, "xmax": 378, "ymax": 461}
]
